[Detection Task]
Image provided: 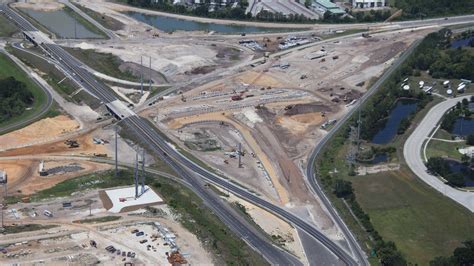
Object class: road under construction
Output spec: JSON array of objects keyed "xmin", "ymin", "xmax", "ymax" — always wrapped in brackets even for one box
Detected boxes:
[
  {"xmin": 0, "ymin": 3, "xmax": 360, "ymax": 265},
  {"xmin": 1, "ymin": 1, "xmax": 474, "ymax": 265}
]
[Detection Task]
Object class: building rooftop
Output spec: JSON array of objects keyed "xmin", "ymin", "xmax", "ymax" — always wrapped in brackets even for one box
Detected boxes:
[{"xmin": 315, "ymin": 0, "xmax": 339, "ymax": 9}]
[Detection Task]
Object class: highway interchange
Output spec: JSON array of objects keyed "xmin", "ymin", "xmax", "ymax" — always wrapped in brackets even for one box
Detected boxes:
[{"xmin": 1, "ymin": 2, "xmax": 474, "ymax": 264}]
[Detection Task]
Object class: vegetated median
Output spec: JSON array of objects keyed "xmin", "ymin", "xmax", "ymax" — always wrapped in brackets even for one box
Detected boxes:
[
  {"xmin": 72, "ymin": 3, "xmax": 125, "ymax": 31},
  {"xmin": 63, "ymin": 47, "xmax": 141, "ymax": 83},
  {"xmin": 314, "ymin": 28, "xmax": 474, "ymax": 265},
  {"xmin": 6, "ymin": 169, "xmax": 267, "ymax": 265},
  {"xmin": 7, "ymin": 44, "xmax": 102, "ymax": 109},
  {"xmin": 0, "ymin": 52, "xmax": 50, "ymax": 132},
  {"xmin": 62, "ymin": 6, "xmax": 108, "ymax": 38}
]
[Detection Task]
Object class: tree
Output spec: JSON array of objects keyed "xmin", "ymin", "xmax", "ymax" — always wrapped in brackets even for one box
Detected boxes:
[
  {"xmin": 430, "ymin": 240, "xmax": 474, "ymax": 266},
  {"xmin": 333, "ymin": 179, "xmax": 353, "ymax": 198},
  {"xmin": 467, "ymin": 134, "xmax": 474, "ymax": 145},
  {"xmin": 445, "ymin": 173, "xmax": 465, "ymax": 187}
]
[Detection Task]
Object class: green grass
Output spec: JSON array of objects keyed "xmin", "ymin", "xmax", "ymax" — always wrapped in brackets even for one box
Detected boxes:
[
  {"xmin": 433, "ymin": 128, "xmax": 454, "ymax": 140},
  {"xmin": 0, "ymin": 15, "xmax": 19, "ymax": 37},
  {"xmin": 352, "ymin": 167, "xmax": 474, "ymax": 264},
  {"xmin": 31, "ymin": 170, "xmax": 135, "ymax": 201},
  {"xmin": 73, "ymin": 3, "xmax": 124, "ymax": 31},
  {"xmin": 426, "ymin": 139, "xmax": 466, "ymax": 161},
  {"xmin": 0, "ymin": 52, "xmax": 48, "ymax": 130},
  {"xmin": 74, "ymin": 216, "xmax": 121, "ymax": 224},
  {"xmin": 314, "ymin": 57, "xmax": 471, "ymax": 263},
  {"xmin": 64, "ymin": 47, "xmax": 140, "ymax": 82},
  {"xmin": 2, "ymin": 224, "xmax": 58, "ymax": 234}
]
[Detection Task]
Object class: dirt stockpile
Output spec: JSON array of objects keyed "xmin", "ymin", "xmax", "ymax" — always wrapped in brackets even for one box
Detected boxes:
[{"xmin": 284, "ymin": 103, "xmax": 331, "ymax": 116}]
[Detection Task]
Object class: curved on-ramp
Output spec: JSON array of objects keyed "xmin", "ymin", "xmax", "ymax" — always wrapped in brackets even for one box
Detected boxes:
[{"xmin": 404, "ymin": 96, "xmax": 474, "ymax": 212}]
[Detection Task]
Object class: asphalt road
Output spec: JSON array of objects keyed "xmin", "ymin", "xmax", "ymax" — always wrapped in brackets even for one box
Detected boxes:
[
  {"xmin": 304, "ymin": 38, "xmax": 423, "ymax": 265},
  {"xmin": 3, "ymin": 2, "xmax": 473, "ymax": 264},
  {"xmin": 403, "ymin": 96, "xmax": 474, "ymax": 212},
  {"xmin": 0, "ymin": 48, "xmax": 53, "ymax": 135},
  {"xmin": 0, "ymin": 5, "xmax": 319, "ymax": 265}
]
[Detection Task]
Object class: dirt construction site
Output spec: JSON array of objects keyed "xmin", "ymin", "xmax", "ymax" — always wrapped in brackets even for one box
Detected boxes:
[
  {"xmin": 140, "ymin": 27, "xmax": 434, "ymax": 242},
  {"xmin": 0, "ymin": 0, "xmax": 444, "ymax": 264}
]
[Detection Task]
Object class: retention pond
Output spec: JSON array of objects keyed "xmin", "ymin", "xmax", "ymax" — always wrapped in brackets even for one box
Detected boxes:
[{"xmin": 125, "ymin": 12, "xmax": 303, "ymax": 34}]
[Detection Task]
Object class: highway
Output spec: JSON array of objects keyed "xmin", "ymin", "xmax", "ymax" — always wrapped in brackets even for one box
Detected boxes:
[
  {"xmin": 304, "ymin": 38, "xmax": 422, "ymax": 264},
  {"xmin": 404, "ymin": 96, "xmax": 474, "ymax": 212},
  {"xmin": 0, "ymin": 3, "xmax": 347, "ymax": 265},
  {"xmin": 3, "ymin": 2, "xmax": 473, "ymax": 264},
  {"xmin": 59, "ymin": 0, "xmax": 119, "ymax": 40}
]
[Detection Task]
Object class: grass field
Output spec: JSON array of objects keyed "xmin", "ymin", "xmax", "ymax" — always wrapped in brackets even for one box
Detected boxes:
[
  {"xmin": 352, "ymin": 166, "xmax": 474, "ymax": 264},
  {"xmin": 0, "ymin": 15, "xmax": 19, "ymax": 37},
  {"xmin": 426, "ymin": 139, "xmax": 466, "ymax": 161},
  {"xmin": 315, "ymin": 84, "xmax": 473, "ymax": 264},
  {"xmin": 64, "ymin": 47, "xmax": 140, "ymax": 82},
  {"xmin": 0, "ymin": 52, "xmax": 48, "ymax": 130}
]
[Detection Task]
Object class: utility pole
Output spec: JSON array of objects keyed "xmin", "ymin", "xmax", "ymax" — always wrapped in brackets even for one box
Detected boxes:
[
  {"xmin": 141, "ymin": 149, "xmax": 145, "ymax": 195},
  {"xmin": 238, "ymin": 143, "xmax": 243, "ymax": 168},
  {"xmin": 140, "ymin": 56, "xmax": 143, "ymax": 96},
  {"xmin": 134, "ymin": 151, "xmax": 139, "ymax": 199},
  {"xmin": 148, "ymin": 56, "xmax": 152, "ymax": 94},
  {"xmin": 115, "ymin": 126, "xmax": 118, "ymax": 177}
]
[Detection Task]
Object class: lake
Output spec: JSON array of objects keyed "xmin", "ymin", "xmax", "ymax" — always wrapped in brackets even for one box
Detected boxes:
[
  {"xmin": 371, "ymin": 100, "xmax": 418, "ymax": 145},
  {"xmin": 451, "ymin": 118, "xmax": 474, "ymax": 137},
  {"xmin": 126, "ymin": 12, "xmax": 299, "ymax": 34},
  {"xmin": 21, "ymin": 8, "xmax": 103, "ymax": 39},
  {"xmin": 451, "ymin": 36, "xmax": 474, "ymax": 48}
]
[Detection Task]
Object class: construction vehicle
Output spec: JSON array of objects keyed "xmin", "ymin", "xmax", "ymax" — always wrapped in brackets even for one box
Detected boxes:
[
  {"xmin": 64, "ymin": 139, "xmax": 79, "ymax": 148},
  {"xmin": 231, "ymin": 91, "xmax": 244, "ymax": 101},
  {"xmin": 166, "ymin": 251, "xmax": 188, "ymax": 265}
]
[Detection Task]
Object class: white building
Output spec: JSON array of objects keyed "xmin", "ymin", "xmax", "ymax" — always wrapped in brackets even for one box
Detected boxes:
[{"xmin": 352, "ymin": 0, "xmax": 387, "ymax": 8}]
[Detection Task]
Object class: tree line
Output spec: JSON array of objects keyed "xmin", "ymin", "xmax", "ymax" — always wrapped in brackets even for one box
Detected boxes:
[
  {"xmin": 360, "ymin": 29, "xmax": 474, "ymax": 141},
  {"xmin": 333, "ymin": 179, "xmax": 406, "ymax": 265},
  {"xmin": 430, "ymin": 240, "xmax": 474, "ymax": 265},
  {"xmin": 124, "ymin": 0, "xmax": 314, "ymax": 23},
  {"xmin": 426, "ymin": 157, "xmax": 468, "ymax": 187},
  {"xmin": 0, "ymin": 77, "xmax": 34, "ymax": 124},
  {"xmin": 441, "ymin": 98, "xmax": 474, "ymax": 132}
]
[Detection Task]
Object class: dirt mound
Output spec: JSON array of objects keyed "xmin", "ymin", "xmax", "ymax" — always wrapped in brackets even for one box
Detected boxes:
[
  {"xmin": 0, "ymin": 115, "xmax": 79, "ymax": 150},
  {"xmin": 284, "ymin": 103, "xmax": 331, "ymax": 116}
]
